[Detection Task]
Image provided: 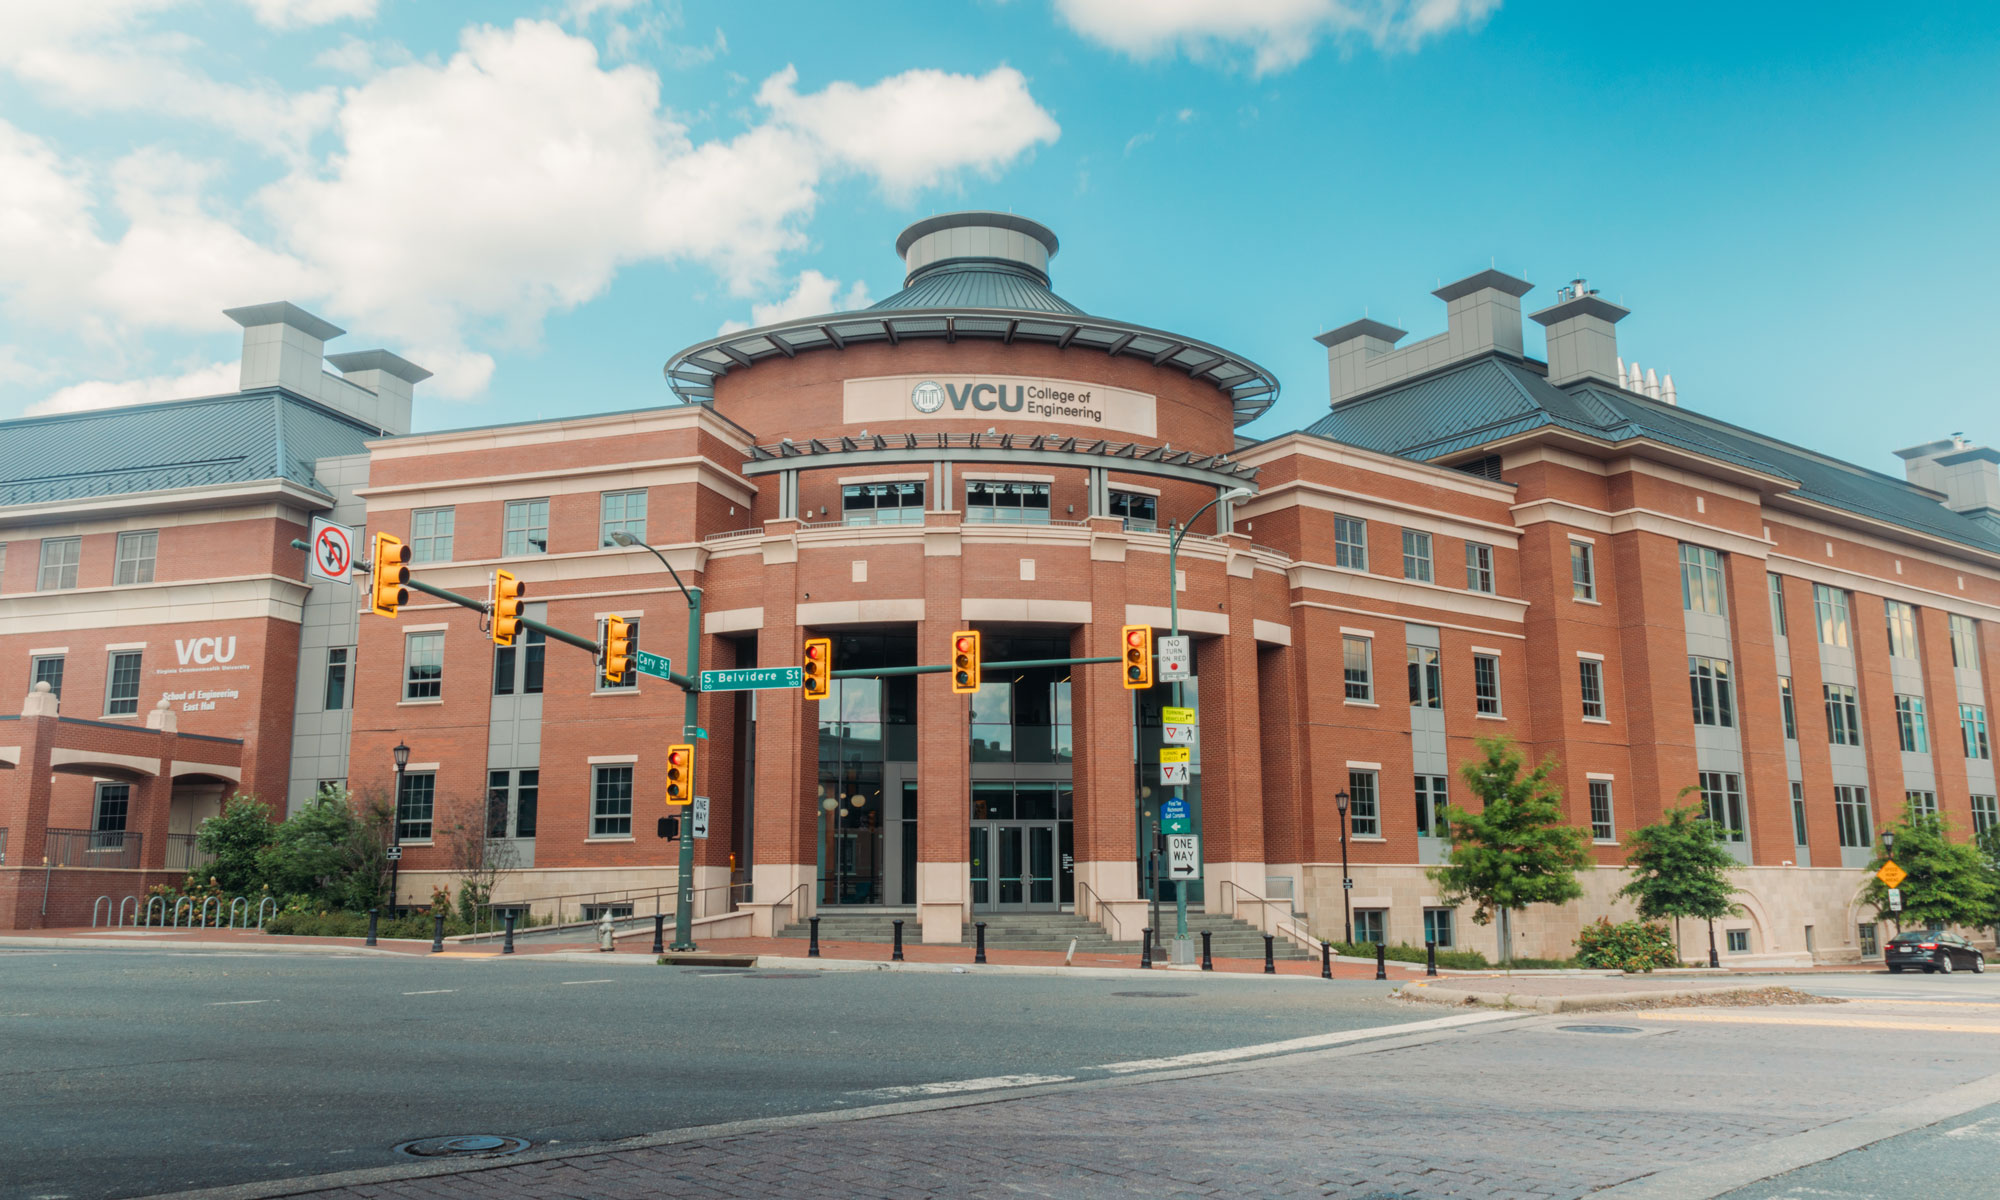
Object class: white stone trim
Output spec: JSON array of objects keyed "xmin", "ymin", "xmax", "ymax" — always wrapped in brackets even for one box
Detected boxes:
[
  {"xmin": 1253, "ymin": 619, "xmax": 1292, "ymax": 646},
  {"xmin": 587, "ymin": 754, "xmax": 639, "ymax": 764},
  {"xmin": 1291, "ymin": 600, "xmax": 1526, "ymax": 640},
  {"xmin": 1290, "ymin": 563, "xmax": 1528, "ymax": 623},
  {"xmin": 1577, "ymin": 650, "xmax": 1606, "ymax": 660}
]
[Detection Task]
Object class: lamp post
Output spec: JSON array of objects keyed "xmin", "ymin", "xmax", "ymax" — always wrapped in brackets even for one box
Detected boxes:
[
  {"xmin": 1335, "ymin": 788, "xmax": 1352, "ymax": 946},
  {"xmin": 608, "ymin": 531, "xmax": 703, "ymax": 951},
  {"xmin": 1883, "ymin": 829, "xmax": 1899, "ymax": 936},
  {"xmin": 390, "ymin": 741, "xmax": 410, "ymax": 915},
  {"xmin": 1163, "ymin": 485, "xmax": 1253, "ymax": 964}
]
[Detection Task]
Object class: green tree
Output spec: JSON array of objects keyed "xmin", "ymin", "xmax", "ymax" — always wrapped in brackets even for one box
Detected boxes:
[
  {"xmin": 257, "ymin": 787, "xmax": 368, "ymax": 904},
  {"xmin": 1619, "ymin": 797, "xmax": 1741, "ymax": 965},
  {"xmin": 1862, "ymin": 804, "xmax": 1995, "ymax": 931},
  {"xmin": 194, "ymin": 794, "xmax": 277, "ymax": 893},
  {"xmin": 1429, "ymin": 737, "xmax": 1593, "ymax": 964}
]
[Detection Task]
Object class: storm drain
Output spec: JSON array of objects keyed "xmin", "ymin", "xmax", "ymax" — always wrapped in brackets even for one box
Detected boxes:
[
  {"xmin": 1557, "ymin": 1025, "xmax": 1643, "ymax": 1035},
  {"xmin": 1112, "ymin": 991, "xmax": 1193, "ymax": 999},
  {"xmin": 393, "ymin": 1135, "xmax": 530, "ymax": 1159}
]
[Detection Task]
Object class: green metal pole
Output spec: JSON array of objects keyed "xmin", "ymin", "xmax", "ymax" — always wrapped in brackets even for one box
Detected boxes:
[
  {"xmin": 1165, "ymin": 491, "xmax": 1233, "ymax": 958},
  {"xmin": 672, "ymin": 586, "xmax": 702, "ymax": 951}
]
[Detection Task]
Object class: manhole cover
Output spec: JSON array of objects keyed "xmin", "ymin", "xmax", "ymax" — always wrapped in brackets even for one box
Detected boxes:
[
  {"xmin": 394, "ymin": 1135, "xmax": 530, "ymax": 1158},
  {"xmin": 1558, "ymin": 1024, "xmax": 1642, "ymax": 1035},
  {"xmin": 1112, "ymin": 991, "xmax": 1193, "ymax": 998}
]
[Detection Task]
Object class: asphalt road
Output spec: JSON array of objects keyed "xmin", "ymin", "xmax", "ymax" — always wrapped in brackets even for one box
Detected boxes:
[
  {"xmin": 1717, "ymin": 1101, "xmax": 2000, "ymax": 1199},
  {"xmin": 0, "ymin": 946, "xmax": 1428, "ymax": 1200}
]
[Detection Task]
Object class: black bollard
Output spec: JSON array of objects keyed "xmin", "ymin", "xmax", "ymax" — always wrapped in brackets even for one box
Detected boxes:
[
  {"xmin": 366, "ymin": 908, "xmax": 379, "ymax": 947},
  {"xmin": 431, "ymin": 911, "xmax": 445, "ymax": 953},
  {"xmin": 1426, "ymin": 939, "xmax": 1437, "ymax": 977},
  {"xmin": 892, "ymin": 918, "xmax": 905, "ymax": 962},
  {"xmin": 1375, "ymin": 941, "xmax": 1387, "ymax": 981},
  {"xmin": 503, "ymin": 912, "xmax": 516, "ymax": 955},
  {"xmin": 1200, "ymin": 929, "xmax": 1213, "ymax": 971},
  {"xmin": 652, "ymin": 913, "xmax": 665, "ymax": 956},
  {"xmin": 1321, "ymin": 940, "xmax": 1332, "ymax": 980},
  {"xmin": 1263, "ymin": 934, "xmax": 1276, "ymax": 974},
  {"xmin": 808, "ymin": 915, "xmax": 821, "ymax": 958},
  {"xmin": 975, "ymin": 921, "xmax": 987, "ymax": 964},
  {"xmin": 1140, "ymin": 927, "xmax": 1153, "ymax": 969}
]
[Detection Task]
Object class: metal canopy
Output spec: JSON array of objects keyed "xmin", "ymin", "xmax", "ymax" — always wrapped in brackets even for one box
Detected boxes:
[{"xmin": 740, "ymin": 429, "xmax": 1259, "ymax": 490}]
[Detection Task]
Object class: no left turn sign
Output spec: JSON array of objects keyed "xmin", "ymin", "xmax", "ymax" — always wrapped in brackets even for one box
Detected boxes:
[{"xmin": 309, "ymin": 517, "xmax": 357, "ymax": 585}]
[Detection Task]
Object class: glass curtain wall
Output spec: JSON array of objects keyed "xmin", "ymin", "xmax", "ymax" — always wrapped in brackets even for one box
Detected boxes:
[
  {"xmin": 817, "ymin": 632, "xmax": 917, "ymax": 905},
  {"xmin": 968, "ymin": 635, "xmax": 1076, "ymax": 910}
]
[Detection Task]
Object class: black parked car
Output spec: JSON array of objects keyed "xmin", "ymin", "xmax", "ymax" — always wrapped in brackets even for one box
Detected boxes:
[{"xmin": 1886, "ymin": 931, "xmax": 1987, "ymax": 974}]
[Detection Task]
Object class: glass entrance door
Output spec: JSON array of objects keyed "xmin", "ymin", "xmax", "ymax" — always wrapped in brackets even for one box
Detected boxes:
[{"xmin": 971, "ymin": 821, "xmax": 1057, "ymax": 911}]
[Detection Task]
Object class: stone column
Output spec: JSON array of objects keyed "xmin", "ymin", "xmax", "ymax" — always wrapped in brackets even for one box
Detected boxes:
[
  {"xmin": 1194, "ymin": 552, "xmax": 1266, "ymax": 918},
  {"xmin": 916, "ymin": 514, "xmax": 969, "ymax": 943}
]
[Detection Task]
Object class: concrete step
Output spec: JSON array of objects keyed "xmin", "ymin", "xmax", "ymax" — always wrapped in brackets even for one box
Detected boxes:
[{"xmin": 777, "ymin": 910, "xmax": 1311, "ymax": 959}]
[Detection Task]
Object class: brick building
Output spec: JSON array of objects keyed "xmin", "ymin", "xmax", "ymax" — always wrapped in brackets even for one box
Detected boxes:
[{"xmin": 4, "ymin": 213, "xmax": 1996, "ymax": 963}]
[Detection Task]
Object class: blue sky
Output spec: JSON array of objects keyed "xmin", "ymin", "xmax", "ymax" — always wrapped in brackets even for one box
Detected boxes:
[{"xmin": 2, "ymin": 1, "xmax": 1996, "ymax": 473}]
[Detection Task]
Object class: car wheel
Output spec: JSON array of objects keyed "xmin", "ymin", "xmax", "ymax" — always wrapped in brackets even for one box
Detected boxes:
[
  {"xmin": 1940, "ymin": 956, "xmax": 1954, "ymax": 974},
  {"xmin": 1975, "ymin": 956, "xmax": 1987, "ymax": 974}
]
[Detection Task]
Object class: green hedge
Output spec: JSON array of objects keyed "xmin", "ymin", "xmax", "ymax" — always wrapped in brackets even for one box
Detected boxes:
[
  {"xmin": 1327, "ymin": 939, "xmax": 1492, "ymax": 971},
  {"xmin": 1574, "ymin": 918, "xmax": 1680, "ymax": 972},
  {"xmin": 263, "ymin": 909, "xmax": 473, "ymax": 940}
]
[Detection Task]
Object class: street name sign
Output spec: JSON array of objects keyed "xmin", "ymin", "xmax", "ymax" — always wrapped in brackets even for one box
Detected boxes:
[
  {"xmin": 1160, "ymin": 795, "xmax": 1191, "ymax": 834},
  {"xmin": 1159, "ymin": 747, "xmax": 1190, "ymax": 786},
  {"xmin": 691, "ymin": 796, "xmax": 711, "ymax": 840},
  {"xmin": 307, "ymin": 517, "xmax": 356, "ymax": 584},
  {"xmin": 633, "ymin": 650, "xmax": 674, "ymax": 681},
  {"xmin": 1877, "ymin": 860, "xmax": 1907, "ymax": 889},
  {"xmin": 699, "ymin": 666, "xmax": 803, "ymax": 692},
  {"xmin": 1158, "ymin": 635, "xmax": 1192, "ymax": 682},
  {"xmin": 1166, "ymin": 834, "xmax": 1199, "ymax": 880}
]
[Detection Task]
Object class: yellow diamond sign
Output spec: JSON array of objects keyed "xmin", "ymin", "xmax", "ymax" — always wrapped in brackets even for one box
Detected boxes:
[{"xmin": 1877, "ymin": 860, "xmax": 1908, "ymax": 889}]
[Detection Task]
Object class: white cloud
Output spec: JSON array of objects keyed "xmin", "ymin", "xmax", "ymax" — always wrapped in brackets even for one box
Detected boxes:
[
  {"xmin": 1053, "ymin": 0, "xmax": 1500, "ymax": 73},
  {"xmin": 718, "ymin": 270, "xmax": 873, "ymax": 334},
  {"xmin": 240, "ymin": 0, "xmax": 378, "ymax": 28},
  {"xmin": 29, "ymin": 360, "xmax": 238, "ymax": 417}
]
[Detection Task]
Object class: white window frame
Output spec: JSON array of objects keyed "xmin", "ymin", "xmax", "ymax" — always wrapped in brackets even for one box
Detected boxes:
[
  {"xmin": 600, "ymin": 489, "xmax": 648, "ymax": 546},
  {"xmin": 1401, "ymin": 529, "xmax": 1433, "ymax": 582},
  {"xmin": 1949, "ymin": 614, "xmax": 1981, "ymax": 670},
  {"xmin": 403, "ymin": 631, "xmax": 444, "ymax": 701},
  {"xmin": 1885, "ymin": 600, "xmax": 1920, "ymax": 660},
  {"xmin": 1588, "ymin": 778, "xmax": 1615, "ymax": 842},
  {"xmin": 1972, "ymin": 794, "xmax": 1998, "ymax": 836},
  {"xmin": 1791, "ymin": 781, "xmax": 1809, "ymax": 845},
  {"xmin": 1906, "ymin": 790, "xmax": 1938, "ymax": 818},
  {"xmin": 1824, "ymin": 683, "xmax": 1861, "ymax": 746},
  {"xmin": 1835, "ymin": 785, "xmax": 1873, "ymax": 849},
  {"xmin": 1464, "ymin": 541, "xmax": 1494, "ymax": 593},
  {"xmin": 1342, "ymin": 635, "xmax": 1372, "ymax": 701},
  {"xmin": 1814, "ymin": 584, "xmax": 1851, "ymax": 647},
  {"xmin": 1963, "ymin": 704, "xmax": 1992, "ymax": 760},
  {"xmin": 324, "ymin": 646, "xmax": 350, "ymax": 712},
  {"xmin": 1578, "ymin": 658, "xmax": 1606, "ymax": 721},
  {"xmin": 1346, "ymin": 769, "xmax": 1380, "ymax": 838},
  {"xmin": 1352, "ymin": 908, "xmax": 1386, "ymax": 945},
  {"xmin": 1414, "ymin": 774, "xmax": 1449, "ymax": 838},
  {"xmin": 1472, "ymin": 653, "xmax": 1501, "ymax": 716},
  {"xmin": 1406, "ymin": 645, "xmax": 1441, "ymax": 710},
  {"xmin": 1767, "ymin": 573, "xmax": 1787, "ymax": 637},
  {"xmin": 31, "ymin": 653, "xmax": 64, "ymax": 698},
  {"xmin": 105, "ymin": 650, "xmax": 143, "ymax": 716},
  {"xmin": 1779, "ymin": 676, "xmax": 1798, "ymax": 740},
  {"xmin": 1334, "ymin": 516, "xmax": 1367, "ymax": 571},
  {"xmin": 503, "ymin": 498, "xmax": 551, "ymax": 556},
  {"xmin": 1423, "ymin": 907, "xmax": 1454, "ymax": 948},
  {"xmin": 1894, "ymin": 694, "xmax": 1929, "ymax": 754},
  {"xmin": 591, "ymin": 764, "xmax": 635, "ymax": 838},
  {"xmin": 396, "ymin": 771, "xmax": 436, "ymax": 841},
  {"xmin": 113, "ymin": 530, "xmax": 157, "ymax": 586},
  {"xmin": 1698, "ymin": 771, "xmax": 1746, "ymax": 842},
  {"xmin": 1678, "ymin": 543, "xmax": 1725, "ymax": 615},
  {"xmin": 411, "ymin": 507, "xmax": 455, "ymax": 563},
  {"xmin": 39, "ymin": 536, "xmax": 80, "ymax": 591},
  {"xmin": 1688, "ymin": 656, "xmax": 1735, "ymax": 728},
  {"xmin": 1570, "ymin": 540, "xmax": 1596, "ymax": 601}
]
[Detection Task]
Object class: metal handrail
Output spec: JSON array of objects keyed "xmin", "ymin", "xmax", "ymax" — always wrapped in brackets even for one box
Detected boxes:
[
  {"xmin": 767, "ymin": 881, "xmax": 810, "ymax": 928},
  {"xmin": 471, "ymin": 880, "xmax": 753, "ymax": 935},
  {"xmin": 1216, "ymin": 879, "xmax": 1293, "ymax": 928}
]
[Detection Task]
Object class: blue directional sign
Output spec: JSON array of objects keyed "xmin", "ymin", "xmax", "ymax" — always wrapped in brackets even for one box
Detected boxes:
[{"xmin": 1160, "ymin": 796, "xmax": 1192, "ymax": 834}]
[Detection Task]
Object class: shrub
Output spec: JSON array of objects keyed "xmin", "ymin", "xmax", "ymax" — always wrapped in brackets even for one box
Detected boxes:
[
  {"xmin": 263, "ymin": 907, "xmax": 474, "ymax": 940},
  {"xmin": 1328, "ymin": 940, "xmax": 1491, "ymax": 971},
  {"xmin": 1575, "ymin": 917, "xmax": 1680, "ymax": 972}
]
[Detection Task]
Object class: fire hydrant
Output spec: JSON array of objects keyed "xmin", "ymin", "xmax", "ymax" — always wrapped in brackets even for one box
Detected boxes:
[{"xmin": 597, "ymin": 911, "xmax": 616, "ymax": 952}]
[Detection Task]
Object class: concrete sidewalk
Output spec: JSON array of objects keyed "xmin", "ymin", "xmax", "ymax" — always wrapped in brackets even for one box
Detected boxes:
[{"xmin": 1397, "ymin": 971, "xmax": 1835, "ymax": 1012}]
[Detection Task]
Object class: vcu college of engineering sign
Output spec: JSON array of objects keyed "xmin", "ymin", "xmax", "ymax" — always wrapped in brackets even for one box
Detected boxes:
[{"xmin": 843, "ymin": 373, "xmax": 1159, "ymax": 437}]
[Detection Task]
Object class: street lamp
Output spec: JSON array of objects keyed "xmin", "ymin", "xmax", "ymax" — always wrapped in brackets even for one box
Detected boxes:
[
  {"xmin": 1882, "ymin": 830, "xmax": 1899, "ymax": 936},
  {"xmin": 1162, "ymin": 485, "xmax": 1253, "ymax": 965},
  {"xmin": 608, "ymin": 531, "xmax": 704, "ymax": 951},
  {"xmin": 391, "ymin": 742, "xmax": 410, "ymax": 915},
  {"xmin": 1335, "ymin": 788, "xmax": 1352, "ymax": 946}
]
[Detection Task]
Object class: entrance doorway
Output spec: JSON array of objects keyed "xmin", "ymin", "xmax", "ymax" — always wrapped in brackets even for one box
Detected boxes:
[{"xmin": 972, "ymin": 821, "xmax": 1058, "ymax": 909}]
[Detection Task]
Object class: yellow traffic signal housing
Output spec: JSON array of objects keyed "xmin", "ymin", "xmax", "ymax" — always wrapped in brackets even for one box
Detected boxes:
[
  {"xmin": 1121, "ymin": 624, "xmax": 1153, "ymax": 690},
  {"xmin": 951, "ymin": 629, "xmax": 982, "ymax": 694},
  {"xmin": 369, "ymin": 533, "xmax": 410, "ymax": 617},
  {"xmin": 491, "ymin": 569, "xmax": 526, "ymax": 646},
  {"xmin": 665, "ymin": 743, "xmax": 694, "ymax": 806},
  {"xmin": 602, "ymin": 614, "xmax": 631, "ymax": 685},
  {"xmin": 802, "ymin": 636, "xmax": 832, "ymax": 701}
]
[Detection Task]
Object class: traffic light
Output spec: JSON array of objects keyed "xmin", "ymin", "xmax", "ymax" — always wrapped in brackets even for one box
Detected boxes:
[
  {"xmin": 369, "ymin": 533, "xmax": 409, "ymax": 617},
  {"xmin": 602, "ymin": 614, "xmax": 631, "ymax": 684},
  {"xmin": 491, "ymin": 569, "xmax": 526, "ymax": 646},
  {"xmin": 951, "ymin": 629, "xmax": 982, "ymax": 694},
  {"xmin": 665, "ymin": 743, "xmax": 694, "ymax": 806},
  {"xmin": 1122, "ymin": 624, "xmax": 1153, "ymax": 690},
  {"xmin": 803, "ymin": 636, "xmax": 831, "ymax": 701},
  {"xmin": 657, "ymin": 815, "xmax": 682, "ymax": 840}
]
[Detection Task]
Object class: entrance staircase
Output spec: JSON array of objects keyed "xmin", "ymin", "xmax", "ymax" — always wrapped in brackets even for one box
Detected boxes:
[{"xmin": 776, "ymin": 910, "xmax": 1311, "ymax": 961}]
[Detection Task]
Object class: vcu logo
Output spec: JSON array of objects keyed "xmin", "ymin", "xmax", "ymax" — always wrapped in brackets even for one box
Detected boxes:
[{"xmin": 175, "ymin": 636, "xmax": 238, "ymax": 665}]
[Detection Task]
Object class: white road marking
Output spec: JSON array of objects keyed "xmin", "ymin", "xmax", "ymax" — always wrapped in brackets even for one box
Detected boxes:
[
  {"xmin": 1098, "ymin": 1010, "xmax": 1515, "ymax": 1073},
  {"xmin": 854, "ymin": 1073, "xmax": 1073, "ymax": 1099},
  {"xmin": 1942, "ymin": 1116, "xmax": 2000, "ymax": 1141},
  {"xmin": 206, "ymin": 1000, "xmax": 277, "ymax": 1006},
  {"xmin": 561, "ymin": 979, "xmax": 615, "ymax": 986},
  {"xmin": 402, "ymin": 989, "xmax": 457, "ymax": 995}
]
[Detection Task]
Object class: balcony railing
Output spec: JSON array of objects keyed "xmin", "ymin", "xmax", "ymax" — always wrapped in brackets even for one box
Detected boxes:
[
  {"xmin": 166, "ymin": 833, "xmax": 212, "ymax": 875},
  {"xmin": 43, "ymin": 828, "xmax": 144, "ymax": 870}
]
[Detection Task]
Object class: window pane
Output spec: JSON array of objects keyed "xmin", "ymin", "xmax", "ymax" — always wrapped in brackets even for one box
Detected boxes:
[
  {"xmin": 412, "ymin": 507, "xmax": 455, "ymax": 563},
  {"xmin": 405, "ymin": 632, "xmax": 443, "ymax": 700},
  {"xmin": 114, "ymin": 530, "xmax": 157, "ymax": 585},
  {"xmin": 1464, "ymin": 542, "xmax": 1493, "ymax": 593},
  {"xmin": 1335, "ymin": 517, "xmax": 1367, "ymax": 570},
  {"xmin": 1579, "ymin": 660, "xmax": 1605, "ymax": 720},
  {"xmin": 592, "ymin": 766, "xmax": 634, "ymax": 837},
  {"xmin": 1589, "ymin": 780, "xmax": 1614, "ymax": 841},
  {"xmin": 1570, "ymin": 542, "xmax": 1595, "ymax": 600},
  {"xmin": 1473, "ymin": 654, "xmax": 1501, "ymax": 715},
  {"xmin": 324, "ymin": 647, "xmax": 349, "ymax": 711},
  {"xmin": 1402, "ymin": 530, "xmax": 1433, "ymax": 582},
  {"xmin": 1346, "ymin": 771, "xmax": 1379, "ymax": 837},
  {"xmin": 32, "ymin": 655, "xmax": 64, "ymax": 698},
  {"xmin": 1343, "ymin": 636, "xmax": 1371, "ymax": 701},
  {"xmin": 1767, "ymin": 573, "xmax": 1786, "ymax": 636},
  {"xmin": 601, "ymin": 490, "xmax": 648, "ymax": 546},
  {"xmin": 106, "ymin": 651, "xmax": 142, "ymax": 715},
  {"xmin": 504, "ymin": 499, "xmax": 550, "ymax": 555},
  {"xmin": 396, "ymin": 772, "xmax": 435, "ymax": 841},
  {"xmin": 39, "ymin": 537, "xmax": 80, "ymax": 590}
]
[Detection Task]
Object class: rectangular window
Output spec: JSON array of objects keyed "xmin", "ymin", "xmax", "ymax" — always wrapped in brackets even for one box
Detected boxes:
[
  {"xmin": 404, "ymin": 631, "xmax": 443, "ymax": 701},
  {"xmin": 1950, "ymin": 614, "xmax": 1981, "ymax": 670},
  {"xmin": 323, "ymin": 647, "xmax": 349, "ymax": 711},
  {"xmin": 1414, "ymin": 775, "xmax": 1449, "ymax": 838},
  {"xmin": 1824, "ymin": 684, "xmax": 1861, "ymax": 746},
  {"xmin": 1791, "ymin": 781, "xmax": 1809, "ymax": 845},
  {"xmin": 0, "ymin": 541, "xmax": 7, "ymax": 592},
  {"xmin": 1579, "ymin": 659, "xmax": 1606, "ymax": 720},
  {"xmin": 503, "ymin": 498, "xmax": 550, "ymax": 555},
  {"xmin": 31, "ymin": 654, "xmax": 64, "ymax": 699},
  {"xmin": 396, "ymin": 772, "xmax": 435, "ymax": 841},
  {"xmin": 113, "ymin": 530, "xmax": 157, "ymax": 585},
  {"xmin": 1464, "ymin": 541, "xmax": 1494, "ymax": 593},
  {"xmin": 1768, "ymin": 573, "xmax": 1787, "ymax": 637},
  {"xmin": 1679, "ymin": 543, "xmax": 1725, "ymax": 615},
  {"xmin": 1346, "ymin": 770, "xmax": 1379, "ymax": 837},
  {"xmin": 38, "ymin": 537, "xmax": 80, "ymax": 591},
  {"xmin": 1973, "ymin": 794, "xmax": 1999, "ymax": 836},
  {"xmin": 495, "ymin": 627, "xmax": 547, "ymax": 696},
  {"xmin": 1352, "ymin": 909, "xmax": 1386, "ymax": 945},
  {"xmin": 599, "ymin": 489, "xmax": 648, "ymax": 546},
  {"xmin": 487, "ymin": 769, "xmax": 510, "ymax": 839},
  {"xmin": 1907, "ymin": 790, "xmax": 1938, "ymax": 818},
  {"xmin": 1894, "ymin": 695, "xmax": 1929, "ymax": 753},
  {"xmin": 843, "ymin": 480, "xmax": 927, "ymax": 526},
  {"xmin": 1858, "ymin": 921, "xmax": 1879, "ymax": 957},
  {"xmin": 600, "ymin": 619, "xmax": 639, "ymax": 689},
  {"xmin": 93, "ymin": 782, "xmax": 130, "ymax": 837},
  {"xmin": 1570, "ymin": 541, "xmax": 1596, "ymax": 601},
  {"xmin": 1885, "ymin": 600, "xmax": 1920, "ymax": 659},
  {"xmin": 1699, "ymin": 771, "xmax": 1746, "ymax": 842},
  {"xmin": 1688, "ymin": 656, "xmax": 1736, "ymax": 728},
  {"xmin": 1342, "ymin": 636, "xmax": 1372, "ymax": 701},
  {"xmin": 1814, "ymin": 584, "xmax": 1851, "ymax": 647},
  {"xmin": 1406, "ymin": 646, "xmax": 1441, "ymax": 710},
  {"xmin": 1473, "ymin": 654, "xmax": 1501, "ymax": 716},
  {"xmin": 1835, "ymin": 785, "xmax": 1873, "ymax": 849},
  {"xmin": 410, "ymin": 507, "xmax": 455, "ymax": 563},
  {"xmin": 1726, "ymin": 929, "xmax": 1749, "ymax": 953},
  {"xmin": 1589, "ymin": 779, "xmax": 1615, "ymax": 841},
  {"xmin": 1779, "ymin": 677, "xmax": 1798, "ymax": 740},
  {"xmin": 1107, "ymin": 489, "xmax": 1156, "ymax": 532},
  {"xmin": 1964, "ymin": 704, "xmax": 1992, "ymax": 760},
  {"xmin": 1335, "ymin": 516, "xmax": 1367, "ymax": 570},
  {"xmin": 1401, "ymin": 530, "xmax": 1433, "ymax": 582},
  {"xmin": 516, "ymin": 769, "xmax": 539, "ymax": 838},
  {"xmin": 105, "ymin": 650, "xmax": 142, "ymax": 716},
  {"xmin": 965, "ymin": 480, "xmax": 1050, "ymax": 524},
  {"xmin": 1423, "ymin": 908, "xmax": 1454, "ymax": 948},
  {"xmin": 591, "ymin": 765, "xmax": 634, "ymax": 837}
]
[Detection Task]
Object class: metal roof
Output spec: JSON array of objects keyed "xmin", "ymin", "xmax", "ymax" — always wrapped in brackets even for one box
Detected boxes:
[
  {"xmin": 0, "ymin": 390, "xmax": 376, "ymax": 509},
  {"xmin": 1307, "ymin": 355, "xmax": 2000, "ymax": 556}
]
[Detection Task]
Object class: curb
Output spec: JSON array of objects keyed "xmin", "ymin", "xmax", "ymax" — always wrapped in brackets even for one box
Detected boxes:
[{"xmin": 1395, "ymin": 980, "xmax": 1764, "ymax": 1013}]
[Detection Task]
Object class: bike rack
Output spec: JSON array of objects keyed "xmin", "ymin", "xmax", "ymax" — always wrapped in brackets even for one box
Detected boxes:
[
  {"xmin": 229, "ymin": 898, "xmax": 249, "ymax": 929},
  {"xmin": 118, "ymin": 896, "xmax": 139, "ymax": 927},
  {"xmin": 257, "ymin": 897, "xmax": 277, "ymax": 929},
  {"xmin": 200, "ymin": 897, "xmax": 219, "ymax": 927},
  {"xmin": 173, "ymin": 897, "xmax": 193, "ymax": 927},
  {"xmin": 92, "ymin": 896, "xmax": 111, "ymax": 927},
  {"xmin": 146, "ymin": 896, "xmax": 165, "ymax": 927}
]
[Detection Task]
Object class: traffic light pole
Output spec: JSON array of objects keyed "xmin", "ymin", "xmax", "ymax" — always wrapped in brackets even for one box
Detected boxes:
[
  {"xmin": 1164, "ymin": 491, "xmax": 1240, "ymax": 963},
  {"xmin": 672, "ymin": 586, "xmax": 702, "ymax": 950},
  {"xmin": 829, "ymin": 655, "xmax": 1118, "ymax": 680}
]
